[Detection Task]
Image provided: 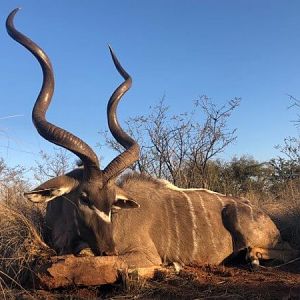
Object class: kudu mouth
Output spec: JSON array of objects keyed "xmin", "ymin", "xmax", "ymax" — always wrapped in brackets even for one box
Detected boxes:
[{"xmin": 6, "ymin": 8, "xmax": 140, "ymax": 182}]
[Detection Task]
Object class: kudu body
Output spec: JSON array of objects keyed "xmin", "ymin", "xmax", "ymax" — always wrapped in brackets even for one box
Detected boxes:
[{"xmin": 7, "ymin": 9, "xmax": 298, "ymax": 268}]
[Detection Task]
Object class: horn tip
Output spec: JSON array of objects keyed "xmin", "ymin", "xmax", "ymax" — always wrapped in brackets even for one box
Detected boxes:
[
  {"xmin": 108, "ymin": 45, "xmax": 130, "ymax": 80},
  {"xmin": 108, "ymin": 45, "xmax": 120, "ymax": 69},
  {"xmin": 7, "ymin": 7, "xmax": 21, "ymax": 26},
  {"xmin": 108, "ymin": 44, "xmax": 116, "ymax": 59},
  {"xmin": 10, "ymin": 7, "xmax": 21, "ymax": 15}
]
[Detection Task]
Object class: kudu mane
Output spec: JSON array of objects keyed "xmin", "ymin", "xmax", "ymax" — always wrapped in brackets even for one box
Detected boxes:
[{"xmin": 118, "ymin": 172, "xmax": 168, "ymax": 190}]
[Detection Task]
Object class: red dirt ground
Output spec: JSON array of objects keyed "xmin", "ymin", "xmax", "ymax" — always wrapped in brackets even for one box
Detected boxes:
[
  {"xmin": 174, "ymin": 263, "xmax": 300, "ymax": 299},
  {"xmin": 12, "ymin": 260, "xmax": 300, "ymax": 299},
  {"xmin": 8, "ymin": 260, "xmax": 300, "ymax": 300}
]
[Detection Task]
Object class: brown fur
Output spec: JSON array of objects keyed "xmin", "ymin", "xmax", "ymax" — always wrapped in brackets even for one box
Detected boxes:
[
  {"xmin": 111, "ymin": 173, "xmax": 296, "ymax": 267},
  {"xmin": 27, "ymin": 170, "xmax": 299, "ymax": 268}
]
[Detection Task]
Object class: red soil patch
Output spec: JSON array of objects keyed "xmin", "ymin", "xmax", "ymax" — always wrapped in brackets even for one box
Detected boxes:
[{"xmin": 11, "ymin": 261, "xmax": 300, "ymax": 299}]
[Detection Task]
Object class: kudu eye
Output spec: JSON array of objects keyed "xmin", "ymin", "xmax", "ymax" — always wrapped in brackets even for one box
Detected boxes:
[{"xmin": 79, "ymin": 192, "xmax": 91, "ymax": 205}]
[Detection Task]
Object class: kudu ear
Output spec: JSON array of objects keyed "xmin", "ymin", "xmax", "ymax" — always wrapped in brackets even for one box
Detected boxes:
[
  {"xmin": 113, "ymin": 194, "xmax": 140, "ymax": 210},
  {"xmin": 24, "ymin": 173, "xmax": 79, "ymax": 203},
  {"xmin": 24, "ymin": 186, "xmax": 73, "ymax": 203}
]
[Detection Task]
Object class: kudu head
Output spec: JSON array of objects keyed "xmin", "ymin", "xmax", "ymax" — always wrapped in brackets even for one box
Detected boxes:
[{"xmin": 6, "ymin": 8, "xmax": 140, "ymax": 255}]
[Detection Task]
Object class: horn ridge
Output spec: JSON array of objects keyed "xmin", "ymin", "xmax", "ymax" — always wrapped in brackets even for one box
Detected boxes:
[
  {"xmin": 103, "ymin": 46, "xmax": 140, "ymax": 180},
  {"xmin": 6, "ymin": 9, "xmax": 100, "ymax": 175}
]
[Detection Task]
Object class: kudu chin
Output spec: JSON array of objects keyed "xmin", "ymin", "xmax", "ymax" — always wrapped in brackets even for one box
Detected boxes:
[{"xmin": 7, "ymin": 8, "xmax": 299, "ymax": 268}]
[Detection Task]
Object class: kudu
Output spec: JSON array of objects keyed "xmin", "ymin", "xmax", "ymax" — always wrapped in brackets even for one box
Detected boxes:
[{"xmin": 7, "ymin": 8, "xmax": 298, "ymax": 268}]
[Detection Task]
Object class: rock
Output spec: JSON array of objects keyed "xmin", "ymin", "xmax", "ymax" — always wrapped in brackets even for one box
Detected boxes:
[{"xmin": 35, "ymin": 255, "xmax": 127, "ymax": 289}]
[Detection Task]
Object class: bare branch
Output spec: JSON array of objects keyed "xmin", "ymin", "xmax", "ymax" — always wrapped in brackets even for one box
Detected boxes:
[{"xmin": 101, "ymin": 96, "xmax": 240, "ymax": 188}]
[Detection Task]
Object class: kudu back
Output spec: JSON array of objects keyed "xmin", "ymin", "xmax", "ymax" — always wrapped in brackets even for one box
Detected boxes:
[{"xmin": 7, "ymin": 9, "xmax": 298, "ymax": 268}]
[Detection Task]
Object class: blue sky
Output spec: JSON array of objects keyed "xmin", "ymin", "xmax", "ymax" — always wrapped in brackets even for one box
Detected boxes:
[{"xmin": 0, "ymin": 1, "xmax": 299, "ymax": 172}]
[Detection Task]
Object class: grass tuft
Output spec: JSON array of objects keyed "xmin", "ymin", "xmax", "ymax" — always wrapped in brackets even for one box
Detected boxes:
[{"xmin": 0, "ymin": 200, "xmax": 54, "ymax": 289}]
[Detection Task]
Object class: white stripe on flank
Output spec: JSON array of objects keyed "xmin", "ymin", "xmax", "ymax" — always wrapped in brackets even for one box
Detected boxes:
[
  {"xmin": 241, "ymin": 201, "xmax": 254, "ymax": 222},
  {"xmin": 215, "ymin": 194, "xmax": 225, "ymax": 208},
  {"xmin": 170, "ymin": 198, "xmax": 180, "ymax": 261},
  {"xmin": 198, "ymin": 193, "xmax": 217, "ymax": 254},
  {"xmin": 93, "ymin": 206, "xmax": 111, "ymax": 223},
  {"xmin": 164, "ymin": 200, "xmax": 172, "ymax": 261},
  {"xmin": 180, "ymin": 191, "xmax": 198, "ymax": 259}
]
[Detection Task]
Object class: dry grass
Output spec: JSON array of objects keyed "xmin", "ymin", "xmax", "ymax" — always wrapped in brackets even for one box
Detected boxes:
[
  {"xmin": 263, "ymin": 201, "xmax": 300, "ymax": 249},
  {"xmin": 0, "ymin": 199, "xmax": 54, "ymax": 294},
  {"xmin": 261, "ymin": 180, "xmax": 300, "ymax": 249}
]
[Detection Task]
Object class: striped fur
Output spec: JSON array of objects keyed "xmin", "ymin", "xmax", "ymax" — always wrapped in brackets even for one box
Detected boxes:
[
  {"xmin": 42, "ymin": 171, "xmax": 297, "ymax": 268},
  {"xmin": 109, "ymin": 174, "xmax": 284, "ymax": 267}
]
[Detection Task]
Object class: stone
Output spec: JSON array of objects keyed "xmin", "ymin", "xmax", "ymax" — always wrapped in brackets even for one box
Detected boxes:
[{"xmin": 35, "ymin": 255, "xmax": 127, "ymax": 289}]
